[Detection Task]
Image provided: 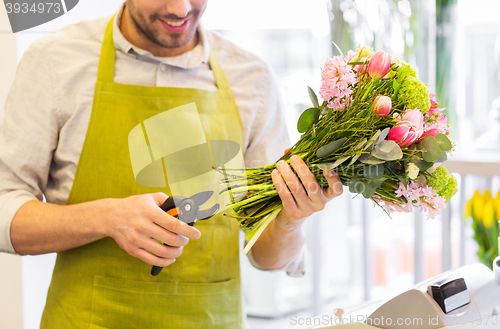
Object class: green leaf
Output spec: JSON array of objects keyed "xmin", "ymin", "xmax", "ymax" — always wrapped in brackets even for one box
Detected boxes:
[
  {"xmin": 308, "ymin": 86, "xmax": 319, "ymax": 108},
  {"xmin": 421, "ymin": 135, "xmax": 442, "ymax": 162},
  {"xmin": 378, "ymin": 128, "xmax": 391, "ymax": 144},
  {"xmin": 385, "ymin": 161, "xmax": 400, "ymax": 171},
  {"xmin": 436, "ymin": 133, "xmax": 452, "ymax": 151},
  {"xmin": 410, "ymin": 159, "xmax": 433, "ymax": 171},
  {"xmin": 397, "ymin": 176, "xmax": 408, "ymax": 189},
  {"xmin": 332, "ymin": 41, "xmax": 344, "ymax": 57},
  {"xmin": 371, "ymin": 140, "xmax": 403, "ymax": 160},
  {"xmin": 315, "ymin": 155, "xmax": 352, "ymax": 170},
  {"xmin": 349, "ymin": 178, "xmax": 364, "ymax": 194},
  {"xmin": 359, "ymin": 153, "xmax": 386, "ymax": 164},
  {"xmin": 361, "ymin": 182, "xmax": 375, "ymax": 199},
  {"xmin": 397, "ymin": 65, "xmax": 412, "ymax": 83},
  {"xmin": 316, "ymin": 137, "xmax": 348, "ymax": 158},
  {"xmin": 315, "ymin": 163, "xmax": 336, "ymax": 170},
  {"xmin": 416, "ymin": 174, "xmax": 427, "ymax": 185},
  {"xmin": 348, "ymin": 138, "xmax": 368, "ymax": 166},
  {"xmin": 362, "ymin": 178, "xmax": 387, "ymax": 199},
  {"xmin": 317, "ymin": 127, "xmax": 329, "ymax": 141},
  {"xmin": 363, "ymin": 164, "xmax": 384, "ymax": 180},
  {"xmin": 392, "ymin": 80, "xmax": 401, "ymax": 99},
  {"xmin": 436, "ymin": 151, "xmax": 448, "ymax": 163},
  {"xmin": 369, "ymin": 130, "xmax": 383, "ymax": 142},
  {"xmin": 297, "ymin": 107, "xmax": 320, "ymax": 133},
  {"xmin": 330, "ymin": 155, "xmax": 351, "ymax": 168}
]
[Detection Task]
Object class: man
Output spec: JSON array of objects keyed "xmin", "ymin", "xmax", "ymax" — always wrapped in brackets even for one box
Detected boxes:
[{"xmin": 0, "ymin": 1, "xmax": 342, "ymax": 328}]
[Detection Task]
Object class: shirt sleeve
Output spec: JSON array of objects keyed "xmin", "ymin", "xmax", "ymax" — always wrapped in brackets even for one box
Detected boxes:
[
  {"xmin": 242, "ymin": 62, "xmax": 306, "ymax": 277},
  {"xmin": 245, "ymin": 241, "xmax": 306, "ymax": 278},
  {"xmin": 0, "ymin": 44, "xmax": 61, "ymax": 254}
]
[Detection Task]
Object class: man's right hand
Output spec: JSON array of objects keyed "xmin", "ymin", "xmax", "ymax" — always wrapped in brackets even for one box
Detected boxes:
[
  {"xmin": 105, "ymin": 193, "xmax": 201, "ymax": 267},
  {"xmin": 10, "ymin": 193, "xmax": 201, "ymax": 267}
]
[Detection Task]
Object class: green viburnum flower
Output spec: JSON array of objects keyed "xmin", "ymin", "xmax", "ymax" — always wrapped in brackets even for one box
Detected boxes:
[
  {"xmin": 427, "ymin": 166, "xmax": 458, "ymax": 202},
  {"xmin": 398, "ymin": 75, "xmax": 431, "ymax": 113},
  {"xmin": 391, "ymin": 59, "xmax": 417, "ymax": 77},
  {"xmin": 356, "ymin": 46, "xmax": 375, "ymax": 59}
]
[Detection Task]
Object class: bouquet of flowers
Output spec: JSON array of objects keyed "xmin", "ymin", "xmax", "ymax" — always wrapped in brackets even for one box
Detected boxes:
[
  {"xmin": 219, "ymin": 46, "xmax": 458, "ymax": 253},
  {"xmin": 464, "ymin": 190, "xmax": 500, "ymax": 269}
]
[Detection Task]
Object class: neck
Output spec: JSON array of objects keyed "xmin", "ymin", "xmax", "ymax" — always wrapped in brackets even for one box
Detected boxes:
[{"xmin": 119, "ymin": 6, "xmax": 198, "ymax": 58}]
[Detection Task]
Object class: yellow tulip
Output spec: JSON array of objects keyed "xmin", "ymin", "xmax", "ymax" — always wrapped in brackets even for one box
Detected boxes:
[
  {"xmin": 494, "ymin": 191, "xmax": 500, "ymax": 222},
  {"xmin": 483, "ymin": 199, "xmax": 495, "ymax": 228},
  {"xmin": 484, "ymin": 190, "xmax": 493, "ymax": 202},
  {"xmin": 472, "ymin": 190, "xmax": 484, "ymax": 221},
  {"xmin": 464, "ymin": 198, "xmax": 473, "ymax": 218}
]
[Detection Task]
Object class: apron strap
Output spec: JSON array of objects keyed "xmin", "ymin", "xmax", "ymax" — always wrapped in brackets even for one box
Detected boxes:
[
  {"xmin": 97, "ymin": 15, "xmax": 117, "ymax": 83},
  {"xmin": 208, "ymin": 51, "xmax": 231, "ymax": 91}
]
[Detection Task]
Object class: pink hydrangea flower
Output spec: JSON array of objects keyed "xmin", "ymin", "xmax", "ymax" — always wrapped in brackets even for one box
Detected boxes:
[
  {"xmin": 320, "ymin": 56, "xmax": 358, "ymax": 111},
  {"xmin": 372, "ymin": 196, "xmax": 411, "ymax": 214},
  {"xmin": 346, "ymin": 50, "xmax": 359, "ymax": 63},
  {"xmin": 394, "ymin": 181, "xmax": 446, "ymax": 219},
  {"xmin": 423, "ymin": 94, "xmax": 450, "ymax": 134}
]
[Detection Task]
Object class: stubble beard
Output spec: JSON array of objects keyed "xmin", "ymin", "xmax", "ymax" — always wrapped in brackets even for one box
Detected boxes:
[{"xmin": 128, "ymin": 6, "xmax": 199, "ymax": 49}]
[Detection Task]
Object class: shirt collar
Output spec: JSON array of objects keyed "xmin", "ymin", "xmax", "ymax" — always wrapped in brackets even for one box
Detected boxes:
[{"xmin": 112, "ymin": 3, "xmax": 210, "ymax": 69}]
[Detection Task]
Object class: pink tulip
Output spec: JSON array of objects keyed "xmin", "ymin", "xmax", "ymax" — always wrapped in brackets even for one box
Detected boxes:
[
  {"xmin": 439, "ymin": 113, "xmax": 447, "ymax": 125},
  {"xmin": 401, "ymin": 108, "xmax": 424, "ymax": 137},
  {"xmin": 429, "ymin": 93, "xmax": 439, "ymax": 109},
  {"xmin": 427, "ymin": 107, "xmax": 439, "ymax": 116},
  {"xmin": 388, "ymin": 124, "xmax": 410, "ymax": 145},
  {"xmin": 420, "ymin": 128, "xmax": 445, "ymax": 140},
  {"xmin": 373, "ymin": 95, "xmax": 392, "ymax": 117},
  {"xmin": 367, "ymin": 51, "xmax": 391, "ymax": 80},
  {"xmin": 388, "ymin": 120, "xmax": 420, "ymax": 147}
]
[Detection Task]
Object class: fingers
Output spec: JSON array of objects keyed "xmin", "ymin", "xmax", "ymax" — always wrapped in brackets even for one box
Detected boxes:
[
  {"xmin": 134, "ymin": 248, "xmax": 177, "ymax": 267},
  {"xmin": 273, "ymin": 156, "xmax": 325, "ymax": 220},
  {"xmin": 153, "ymin": 211, "xmax": 201, "ymax": 240},
  {"xmin": 143, "ymin": 238, "xmax": 184, "ymax": 259},
  {"xmin": 276, "ymin": 158, "xmax": 310, "ymax": 204},
  {"xmin": 322, "ymin": 170, "xmax": 344, "ymax": 200},
  {"xmin": 273, "ymin": 156, "xmax": 344, "ymax": 221},
  {"xmin": 147, "ymin": 194, "xmax": 201, "ymax": 240},
  {"xmin": 148, "ymin": 222, "xmax": 190, "ymax": 247},
  {"xmin": 289, "ymin": 155, "xmax": 328, "ymax": 206},
  {"xmin": 272, "ymin": 169, "xmax": 298, "ymax": 214},
  {"xmin": 277, "ymin": 156, "xmax": 327, "ymax": 208}
]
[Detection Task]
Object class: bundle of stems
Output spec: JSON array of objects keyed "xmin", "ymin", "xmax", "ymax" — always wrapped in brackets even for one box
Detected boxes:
[{"xmin": 219, "ymin": 75, "xmax": 409, "ymax": 253}]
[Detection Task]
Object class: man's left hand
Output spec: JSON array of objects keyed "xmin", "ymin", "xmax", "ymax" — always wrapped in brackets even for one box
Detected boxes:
[{"xmin": 271, "ymin": 154, "xmax": 343, "ymax": 229}]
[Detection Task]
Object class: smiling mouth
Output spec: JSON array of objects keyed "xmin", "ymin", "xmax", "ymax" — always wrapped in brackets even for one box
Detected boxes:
[
  {"xmin": 158, "ymin": 17, "xmax": 190, "ymax": 33},
  {"xmin": 164, "ymin": 20, "xmax": 185, "ymax": 27}
]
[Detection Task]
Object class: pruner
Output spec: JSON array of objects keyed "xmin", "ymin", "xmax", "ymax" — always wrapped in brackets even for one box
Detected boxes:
[{"xmin": 150, "ymin": 190, "xmax": 220, "ymax": 276}]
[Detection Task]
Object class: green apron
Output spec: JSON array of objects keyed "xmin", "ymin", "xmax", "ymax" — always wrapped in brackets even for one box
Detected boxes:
[{"xmin": 40, "ymin": 17, "xmax": 247, "ymax": 329}]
